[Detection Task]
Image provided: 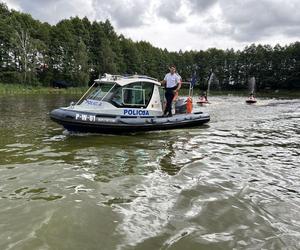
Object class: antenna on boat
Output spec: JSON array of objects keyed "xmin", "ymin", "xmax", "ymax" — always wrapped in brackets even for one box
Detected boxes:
[{"xmin": 186, "ymin": 72, "xmax": 197, "ymax": 113}]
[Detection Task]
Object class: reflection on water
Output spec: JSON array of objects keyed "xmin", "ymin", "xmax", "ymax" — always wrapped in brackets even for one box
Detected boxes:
[{"xmin": 0, "ymin": 94, "xmax": 299, "ymax": 249}]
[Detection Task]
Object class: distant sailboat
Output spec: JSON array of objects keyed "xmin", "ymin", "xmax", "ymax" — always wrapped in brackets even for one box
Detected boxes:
[
  {"xmin": 246, "ymin": 76, "xmax": 257, "ymax": 104},
  {"xmin": 197, "ymin": 72, "xmax": 213, "ymax": 105}
]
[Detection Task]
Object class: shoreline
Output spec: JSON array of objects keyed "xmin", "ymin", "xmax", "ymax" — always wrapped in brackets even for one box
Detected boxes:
[
  {"xmin": 0, "ymin": 83, "xmax": 86, "ymax": 95},
  {"xmin": 0, "ymin": 83, "xmax": 299, "ymax": 98}
]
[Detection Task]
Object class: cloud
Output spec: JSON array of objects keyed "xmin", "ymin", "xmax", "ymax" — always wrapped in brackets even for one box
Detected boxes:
[
  {"xmin": 3, "ymin": 0, "xmax": 95, "ymax": 24},
  {"xmin": 185, "ymin": 0, "xmax": 300, "ymax": 43},
  {"xmin": 92, "ymin": 0, "xmax": 150, "ymax": 28},
  {"xmin": 2, "ymin": 0, "xmax": 20, "ymax": 10},
  {"xmin": 2, "ymin": 0, "xmax": 300, "ymax": 50},
  {"xmin": 157, "ymin": 0, "xmax": 186, "ymax": 23},
  {"xmin": 3, "ymin": 0, "xmax": 150, "ymax": 28},
  {"xmin": 218, "ymin": 0, "xmax": 300, "ymax": 41},
  {"xmin": 186, "ymin": 0, "xmax": 218, "ymax": 13}
]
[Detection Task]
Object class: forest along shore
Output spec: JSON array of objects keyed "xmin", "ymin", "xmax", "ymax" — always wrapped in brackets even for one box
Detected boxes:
[{"xmin": 0, "ymin": 3, "xmax": 300, "ymax": 92}]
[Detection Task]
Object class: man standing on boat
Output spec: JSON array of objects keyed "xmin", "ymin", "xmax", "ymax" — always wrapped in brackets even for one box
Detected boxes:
[{"xmin": 161, "ymin": 65, "xmax": 181, "ymax": 117}]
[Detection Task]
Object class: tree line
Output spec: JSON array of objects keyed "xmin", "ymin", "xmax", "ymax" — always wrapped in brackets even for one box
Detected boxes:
[{"xmin": 0, "ymin": 3, "xmax": 299, "ymax": 90}]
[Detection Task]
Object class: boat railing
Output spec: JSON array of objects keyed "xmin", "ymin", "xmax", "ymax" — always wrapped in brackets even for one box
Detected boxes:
[
  {"xmin": 125, "ymin": 75, "xmax": 158, "ymax": 81},
  {"xmin": 99, "ymin": 73, "xmax": 158, "ymax": 82}
]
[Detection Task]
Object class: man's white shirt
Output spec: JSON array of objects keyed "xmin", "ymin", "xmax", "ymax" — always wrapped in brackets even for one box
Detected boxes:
[{"xmin": 164, "ymin": 73, "xmax": 181, "ymax": 88}]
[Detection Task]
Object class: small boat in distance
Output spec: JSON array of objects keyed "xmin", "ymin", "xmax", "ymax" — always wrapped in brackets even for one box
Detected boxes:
[
  {"xmin": 197, "ymin": 71, "xmax": 214, "ymax": 105},
  {"xmin": 246, "ymin": 93, "xmax": 257, "ymax": 104},
  {"xmin": 197, "ymin": 91, "xmax": 209, "ymax": 105},
  {"xmin": 50, "ymin": 74, "xmax": 210, "ymax": 134},
  {"xmin": 246, "ymin": 77, "xmax": 257, "ymax": 104}
]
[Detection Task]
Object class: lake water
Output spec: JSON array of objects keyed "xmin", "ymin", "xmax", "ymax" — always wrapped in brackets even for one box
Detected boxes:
[{"xmin": 0, "ymin": 94, "xmax": 299, "ymax": 250}]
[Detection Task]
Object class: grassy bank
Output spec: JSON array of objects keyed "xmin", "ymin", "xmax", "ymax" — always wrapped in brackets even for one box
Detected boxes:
[
  {"xmin": 0, "ymin": 83, "xmax": 86, "ymax": 95},
  {"xmin": 1, "ymin": 83, "xmax": 299, "ymax": 98}
]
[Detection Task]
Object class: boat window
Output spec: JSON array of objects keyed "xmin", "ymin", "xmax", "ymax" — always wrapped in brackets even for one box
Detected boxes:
[
  {"xmin": 86, "ymin": 82, "xmax": 115, "ymax": 101},
  {"xmin": 125, "ymin": 82, "xmax": 153, "ymax": 108},
  {"xmin": 122, "ymin": 86, "xmax": 145, "ymax": 106},
  {"xmin": 85, "ymin": 81, "xmax": 154, "ymax": 108},
  {"xmin": 111, "ymin": 82, "xmax": 154, "ymax": 108}
]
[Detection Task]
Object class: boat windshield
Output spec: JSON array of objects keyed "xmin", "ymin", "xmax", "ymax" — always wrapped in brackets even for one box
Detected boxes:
[
  {"xmin": 86, "ymin": 82, "xmax": 115, "ymax": 101},
  {"xmin": 85, "ymin": 81, "xmax": 154, "ymax": 108}
]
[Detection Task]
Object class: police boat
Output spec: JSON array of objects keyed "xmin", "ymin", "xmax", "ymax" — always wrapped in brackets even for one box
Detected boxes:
[{"xmin": 50, "ymin": 74, "xmax": 210, "ymax": 134}]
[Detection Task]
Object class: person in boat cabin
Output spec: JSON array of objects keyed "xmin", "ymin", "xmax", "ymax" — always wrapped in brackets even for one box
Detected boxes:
[{"xmin": 161, "ymin": 65, "xmax": 182, "ymax": 117}]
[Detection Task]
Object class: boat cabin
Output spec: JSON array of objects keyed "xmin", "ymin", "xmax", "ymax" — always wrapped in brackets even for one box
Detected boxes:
[{"xmin": 73, "ymin": 74, "xmax": 164, "ymax": 116}]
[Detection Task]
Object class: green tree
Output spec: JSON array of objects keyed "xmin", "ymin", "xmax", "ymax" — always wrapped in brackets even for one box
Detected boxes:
[
  {"xmin": 120, "ymin": 37, "xmax": 141, "ymax": 74},
  {"xmin": 73, "ymin": 39, "xmax": 89, "ymax": 86}
]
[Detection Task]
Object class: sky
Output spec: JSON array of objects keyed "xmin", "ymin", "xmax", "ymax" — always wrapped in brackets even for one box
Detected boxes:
[{"xmin": 2, "ymin": 0, "xmax": 300, "ymax": 52}]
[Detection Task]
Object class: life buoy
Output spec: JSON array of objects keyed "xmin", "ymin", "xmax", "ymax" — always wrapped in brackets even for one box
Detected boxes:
[{"xmin": 186, "ymin": 97, "xmax": 193, "ymax": 113}]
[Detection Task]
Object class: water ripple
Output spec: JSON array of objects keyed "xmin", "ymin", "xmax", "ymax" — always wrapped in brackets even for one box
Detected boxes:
[{"xmin": 0, "ymin": 95, "xmax": 299, "ymax": 249}]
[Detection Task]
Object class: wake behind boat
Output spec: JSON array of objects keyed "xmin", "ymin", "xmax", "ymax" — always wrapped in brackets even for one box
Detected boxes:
[{"xmin": 50, "ymin": 74, "xmax": 210, "ymax": 134}]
